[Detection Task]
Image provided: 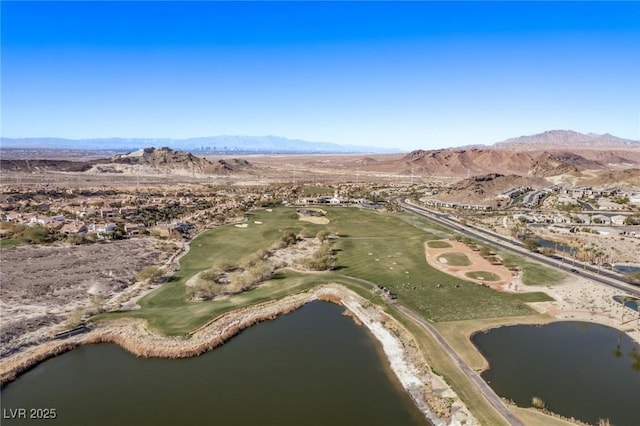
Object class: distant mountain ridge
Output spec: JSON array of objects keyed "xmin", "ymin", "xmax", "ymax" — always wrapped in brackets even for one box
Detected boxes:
[
  {"xmin": 0, "ymin": 135, "xmax": 400, "ymax": 154},
  {"xmin": 494, "ymin": 130, "xmax": 639, "ymax": 150}
]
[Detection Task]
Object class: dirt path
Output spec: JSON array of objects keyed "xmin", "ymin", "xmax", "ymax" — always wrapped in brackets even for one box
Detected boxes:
[{"xmin": 397, "ymin": 304, "xmax": 524, "ymax": 426}]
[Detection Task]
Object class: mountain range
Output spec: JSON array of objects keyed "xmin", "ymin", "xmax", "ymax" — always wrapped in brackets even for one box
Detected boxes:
[
  {"xmin": 493, "ymin": 130, "xmax": 639, "ymax": 150},
  {"xmin": 0, "ymin": 135, "xmax": 400, "ymax": 154},
  {"xmin": 1, "ymin": 130, "xmax": 637, "ymax": 154}
]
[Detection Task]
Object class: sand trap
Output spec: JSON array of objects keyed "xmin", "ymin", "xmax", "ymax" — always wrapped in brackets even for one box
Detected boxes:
[
  {"xmin": 254, "ymin": 221, "xmax": 263, "ymax": 224},
  {"xmin": 425, "ymin": 240, "xmax": 514, "ymax": 291},
  {"xmin": 299, "ymin": 216, "xmax": 330, "ymax": 224},
  {"xmin": 297, "ymin": 208, "xmax": 330, "ymax": 224},
  {"xmin": 235, "ymin": 224, "xmax": 248, "ymax": 228}
]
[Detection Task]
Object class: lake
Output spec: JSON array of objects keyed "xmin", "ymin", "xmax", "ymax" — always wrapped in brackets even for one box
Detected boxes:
[
  {"xmin": 1, "ymin": 302, "xmax": 427, "ymax": 426},
  {"xmin": 473, "ymin": 321, "xmax": 640, "ymax": 425}
]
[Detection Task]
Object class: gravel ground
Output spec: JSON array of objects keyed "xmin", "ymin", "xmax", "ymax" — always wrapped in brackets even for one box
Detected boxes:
[{"xmin": 0, "ymin": 239, "xmax": 169, "ymax": 356}]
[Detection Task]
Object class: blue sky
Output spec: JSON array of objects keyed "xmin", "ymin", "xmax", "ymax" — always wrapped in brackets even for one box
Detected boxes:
[{"xmin": 2, "ymin": 1, "xmax": 639, "ymax": 151}]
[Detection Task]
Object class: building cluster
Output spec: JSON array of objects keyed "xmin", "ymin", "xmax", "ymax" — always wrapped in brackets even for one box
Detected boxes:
[
  {"xmin": 497, "ymin": 186, "xmax": 531, "ymax": 200},
  {"xmin": 0, "ymin": 186, "xmax": 258, "ymax": 241},
  {"xmin": 423, "ymin": 199, "xmax": 492, "ymax": 211}
]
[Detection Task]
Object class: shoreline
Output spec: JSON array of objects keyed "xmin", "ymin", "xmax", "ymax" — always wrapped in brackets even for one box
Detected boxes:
[
  {"xmin": 0, "ymin": 284, "xmax": 477, "ymax": 426},
  {"xmin": 3, "ymin": 274, "xmax": 637, "ymax": 425}
]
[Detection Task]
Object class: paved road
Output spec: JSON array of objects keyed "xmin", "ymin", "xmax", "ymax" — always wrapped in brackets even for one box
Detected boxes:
[
  {"xmin": 395, "ymin": 304, "xmax": 524, "ymax": 426},
  {"xmin": 399, "ymin": 200, "xmax": 640, "ymax": 298},
  {"xmin": 336, "ymin": 274, "xmax": 523, "ymax": 425}
]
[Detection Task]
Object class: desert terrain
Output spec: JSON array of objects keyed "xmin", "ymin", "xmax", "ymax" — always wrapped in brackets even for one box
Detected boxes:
[
  {"xmin": 1, "ymin": 130, "xmax": 639, "ymax": 426},
  {"xmin": 0, "ymin": 239, "xmax": 176, "ymax": 357}
]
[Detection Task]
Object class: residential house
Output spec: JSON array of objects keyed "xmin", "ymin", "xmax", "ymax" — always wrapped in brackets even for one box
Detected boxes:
[
  {"xmin": 124, "ymin": 223, "xmax": 143, "ymax": 236},
  {"xmin": 119, "ymin": 207, "xmax": 139, "ymax": 217},
  {"xmin": 100, "ymin": 208, "xmax": 118, "ymax": 219},
  {"xmin": 610, "ymin": 215, "xmax": 627, "ymax": 226},
  {"xmin": 60, "ymin": 222, "xmax": 88, "ymax": 235}
]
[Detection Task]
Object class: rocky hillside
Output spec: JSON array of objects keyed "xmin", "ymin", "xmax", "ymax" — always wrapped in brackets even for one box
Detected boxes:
[
  {"xmin": 528, "ymin": 152, "xmax": 603, "ymax": 177},
  {"xmin": 580, "ymin": 168, "xmax": 640, "ymax": 189},
  {"xmin": 494, "ymin": 130, "xmax": 639, "ymax": 151},
  {"xmin": 391, "ymin": 148, "xmax": 612, "ymax": 178},
  {"xmin": 432, "ymin": 173, "xmax": 549, "ymax": 205},
  {"xmin": 1, "ymin": 147, "xmax": 253, "ymax": 176}
]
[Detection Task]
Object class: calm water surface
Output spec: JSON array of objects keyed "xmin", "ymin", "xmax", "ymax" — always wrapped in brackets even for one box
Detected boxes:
[
  {"xmin": 614, "ymin": 264, "xmax": 640, "ymax": 275},
  {"xmin": 2, "ymin": 302, "xmax": 427, "ymax": 426},
  {"xmin": 473, "ymin": 321, "xmax": 640, "ymax": 426}
]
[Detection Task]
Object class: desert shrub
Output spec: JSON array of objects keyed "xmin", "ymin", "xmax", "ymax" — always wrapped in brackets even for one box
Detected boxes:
[
  {"xmin": 280, "ymin": 231, "xmax": 298, "ymax": 247},
  {"xmin": 22, "ymin": 225, "xmax": 50, "ymax": 244},
  {"xmin": 135, "ymin": 266, "xmax": 163, "ymax": 283},
  {"xmin": 531, "ymin": 396, "xmax": 546, "ymax": 409},
  {"xmin": 66, "ymin": 234, "xmax": 91, "ymax": 245},
  {"xmin": 215, "ymin": 260, "xmax": 238, "ymax": 272},
  {"xmin": 305, "ymin": 243, "xmax": 333, "ymax": 271},
  {"xmin": 200, "ymin": 268, "xmax": 222, "ymax": 283},
  {"xmin": 193, "ymin": 279, "xmax": 222, "ymax": 300},
  {"xmin": 316, "ymin": 230, "xmax": 330, "ymax": 242},
  {"xmin": 623, "ymin": 271, "xmax": 640, "ymax": 285}
]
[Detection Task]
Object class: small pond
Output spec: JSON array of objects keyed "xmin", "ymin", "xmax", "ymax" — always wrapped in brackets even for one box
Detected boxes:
[{"xmin": 473, "ymin": 321, "xmax": 639, "ymax": 425}]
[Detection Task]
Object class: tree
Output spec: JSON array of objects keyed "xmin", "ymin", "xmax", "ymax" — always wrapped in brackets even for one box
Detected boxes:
[
  {"xmin": 624, "ymin": 215, "xmax": 640, "ymax": 225},
  {"xmin": 22, "ymin": 225, "xmax": 49, "ymax": 244},
  {"xmin": 523, "ymin": 238, "xmax": 541, "ymax": 252}
]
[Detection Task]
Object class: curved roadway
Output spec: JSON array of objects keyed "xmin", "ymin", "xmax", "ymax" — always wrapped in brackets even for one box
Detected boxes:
[{"xmin": 395, "ymin": 305, "xmax": 525, "ymax": 426}]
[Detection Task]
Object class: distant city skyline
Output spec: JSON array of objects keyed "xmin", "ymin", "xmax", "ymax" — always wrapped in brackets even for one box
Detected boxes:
[{"xmin": 2, "ymin": 1, "xmax": 639, "ymax": 151}]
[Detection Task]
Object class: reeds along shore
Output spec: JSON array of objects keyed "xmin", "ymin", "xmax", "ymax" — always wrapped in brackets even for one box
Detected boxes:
[
  {"xmin": 0, "ymin": 287, "xmax": 348, "ymax": 387},
  {"xmin": 1, "ymin": 341, "xmax": 80, "ymax": 387}
]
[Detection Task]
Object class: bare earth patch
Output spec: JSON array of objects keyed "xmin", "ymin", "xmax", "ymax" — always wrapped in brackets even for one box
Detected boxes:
[
  {"xmin": 524, "ymin": 276, "xmax": 640, "ymax": 343},
  {"xmin": 0, "ymin": 239, "xmax": 171, "ymax": 356},
  {"xmin": 425, "ymin": 240, "xmax": 516, "ymax": 291}
]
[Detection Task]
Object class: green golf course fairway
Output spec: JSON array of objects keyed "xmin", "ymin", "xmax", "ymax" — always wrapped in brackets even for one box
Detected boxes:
[{"xmin": 99, "ymin": 207, "xmax": 552, "ymax": 334}]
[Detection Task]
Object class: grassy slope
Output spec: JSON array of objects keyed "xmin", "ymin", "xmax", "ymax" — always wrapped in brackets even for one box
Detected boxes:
[
  {"xmin": 329, "ymin": 208, "xmax": 552, "ymax": 322},
  {"xmin": 500, "ymin": 252, "xmax": 567, "ymax": 286},
  {"xmin": 102, "ymin": 207, "xmax": 553, "ymax": 332}
]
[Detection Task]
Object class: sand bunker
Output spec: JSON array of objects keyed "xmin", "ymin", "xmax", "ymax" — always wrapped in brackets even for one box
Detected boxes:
[
  {"xmin": 297, "ymin": 208, "xmax": 330, "ymax": 224},
  {"xmin": 425, "ymin": 240, "xmax": 515, "ymax": 291}
]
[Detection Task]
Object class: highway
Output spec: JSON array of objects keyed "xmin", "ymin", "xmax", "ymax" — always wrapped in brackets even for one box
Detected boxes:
[{"xmin": 399, "ymin": 200, "xmax": 640, "ymax": 298}]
